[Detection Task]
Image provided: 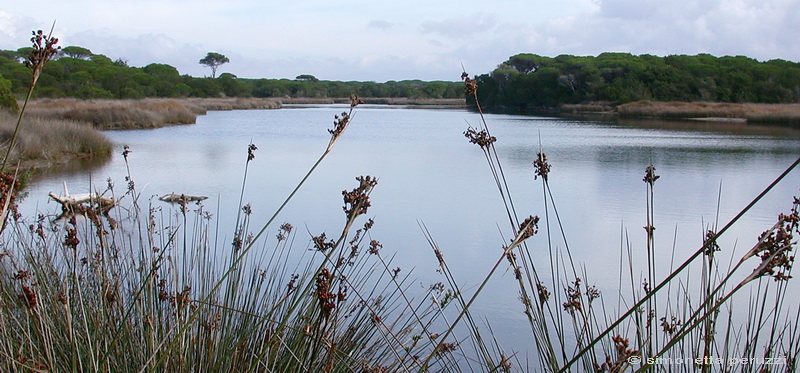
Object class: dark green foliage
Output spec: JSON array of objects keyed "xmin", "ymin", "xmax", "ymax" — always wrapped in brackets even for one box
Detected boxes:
[
  {"xmin": 0, "ymin": 76, "xmax": 17, "ymax": 113},
  {"xmin": 186, "ymin": 77, "xmax": 224, "ymax": 98},
  {"xmin": 0, "ymin": 45, "xmax": 463, "ymax": 100},
  {"xmin": 475, "ymin": 53, "xmax": 800, "ymax": 112}
]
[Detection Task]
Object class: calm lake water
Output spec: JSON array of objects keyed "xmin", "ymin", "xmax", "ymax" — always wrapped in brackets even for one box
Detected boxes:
[{"xmin": 20, "ymin": 105, "xmax": 800, "ymax": 355}]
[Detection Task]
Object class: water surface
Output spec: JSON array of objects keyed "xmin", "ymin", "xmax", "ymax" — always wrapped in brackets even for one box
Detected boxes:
[{"xmin": 21, "ymin": 105, "xmax": 800, "ymax": 354}]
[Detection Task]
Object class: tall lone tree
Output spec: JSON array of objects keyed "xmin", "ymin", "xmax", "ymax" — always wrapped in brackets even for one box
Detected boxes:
[
  {"xmin": 199, "ymin": 52, "xmax": 229, "ymax": 78},
  {"xmin": 61, "ymin": 46, "xmax": 93, "ymax": 59}
]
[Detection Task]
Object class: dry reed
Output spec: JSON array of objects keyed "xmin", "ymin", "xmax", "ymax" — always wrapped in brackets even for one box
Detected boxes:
[
  {"xmin": 0, "ymin": 110, "xmax": 111, "ymax": 168},
  {"xmin": 24, "ymin": 98, "xmax": 282, "ymax": 130},
  {"xmin": 618, "ymin": 100, "xmax": 800, "ymax": 124}
]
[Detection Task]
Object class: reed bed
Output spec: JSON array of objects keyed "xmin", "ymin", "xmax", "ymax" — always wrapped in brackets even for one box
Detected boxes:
[
  {"xmin": 24, "ymin": 98, "xmax": 282, "ymax": 130},
  {"xmin": 618, "ymin": 100, "xmax": 800, "ymax": 124},
  {"xmin": 183, "ymin": 97, "xmax": 283, "ymax": 112},
  {"xmin": 0, "ymin": 110, "xmax": 111, "ymax": 169},
  {"xmin": 560, "ymin": 102, "xmax": 616, "ymax": 114}
]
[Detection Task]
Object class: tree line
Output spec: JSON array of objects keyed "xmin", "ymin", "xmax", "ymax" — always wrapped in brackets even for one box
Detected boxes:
[
  {"xmin": 472, "ymin": 52, "xmax": 800, "ymax": 112},
  {"xmin": 0, "ymin": 46, "xmax": 463, "ymax": 106}
]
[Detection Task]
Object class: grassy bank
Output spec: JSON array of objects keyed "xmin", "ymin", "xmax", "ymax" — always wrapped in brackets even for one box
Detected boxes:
[
  {"xmin": 26, "ymin": 98, "xmax": 282, "ymax": 130},
  {"xmin": 24, "ymin": 97, "xmax": 463, "ymax": 131},
  {"xmin": 4, "ymin": 96, "xmax": 462, "ymax": 170},
  {"xmin": 560, "ymin": 101, "xmax": 800, "ymax": 126},
  {"xmin": 0, "ymin": 110, "xmax": 112, "ymax": 171},
  {"xmin": 616, "ymin": 101, "xmax": 800, "ymax": 124}
]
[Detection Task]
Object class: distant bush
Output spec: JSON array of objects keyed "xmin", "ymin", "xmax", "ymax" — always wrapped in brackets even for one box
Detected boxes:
[
  {"xmin": 474, "ymin": 52, "xmax": 800, "ymax": 112},
  {"xmin": 0, "ymin": 76, "xmax": 17, "ymax": 113},
  {"xmin": 0, "ymin": 47, "xmax": 464, "ymax": 100}
]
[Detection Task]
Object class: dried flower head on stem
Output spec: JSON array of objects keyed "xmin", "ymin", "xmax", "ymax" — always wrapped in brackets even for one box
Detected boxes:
[
  {"xmin": 25, "ymin": 28, "xmax": 61, "ymax": 86},
  {"xmin": 276, "ymin": 222, "xmax": 293, "ymax": 241},
  {"xmin": 533, "ymin": 152, "xmax": 551, "ymax": 181},
  {"xmin": 464, "ymin": 127, "xmax": 496, "ymax": 149},
  {"xmin": 312, "ymin": 232, "xmax": 336, "ymax": 252},
  {"xmin": 461, "ymin": 71, "xmax": 477, "ymax": 96},
  {"xmin": 744, "ymin": 196, "xmax": 799, "ymax": 283},
  {"xmin": 517, "ymin": 215, "xmax": 540, "ymax": 242},
  {"xmin": 326, "ymin": 95, "xmax": 363, "ymax": 152},
  {"xmin": 703, "ymin": 229, "xmax": 721, "ymax": 256},
  {"xmin": 350, "ymin": 93, "xmax": 365, "ymax": 108},
  {"xmin": 316, "ymin": 267, "xmax": 336, "ymax": 318},
  {"xmin": 643, "ymin": 164, "xmax": 660, "ymax": 186},
  {"xmin": 247, "ymin": 143, "xmax": 258, "ymax": 161},
  {"xmin": 342, "ymin": 175, "xmax": 378, "ymax": 218}
]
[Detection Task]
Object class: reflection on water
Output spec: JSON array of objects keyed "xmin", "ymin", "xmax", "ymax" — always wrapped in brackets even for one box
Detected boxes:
[
  {"xmin": 16, "ymin": 106, "xmax": 800, "ymax": 356},
  {"xmin": 27, "ymin": 153, "xmax": 112, "ymax": 184}
]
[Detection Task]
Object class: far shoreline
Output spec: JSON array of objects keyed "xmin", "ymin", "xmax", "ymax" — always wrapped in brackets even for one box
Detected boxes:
[
  {"xmin": 6, "ymin": 97, "xmax": 798, "ymax": 173},
  {"xmin": 560, "ymin": 100, "xmax": 800, "ymax": 126}
]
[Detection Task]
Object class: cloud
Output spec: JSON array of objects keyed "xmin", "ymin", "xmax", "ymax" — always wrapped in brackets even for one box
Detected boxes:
[
  {"xmin": 2, "ymin": 0, "xmax": 799, "ymax": 82},
  {"xmin": 0, "ymin": 11, "xmax": 40, "ymax": 48},
  {"xmin": 367, "ymin": 20, "xmax": 395, "ymax": 30},
  {"xmin": 63, "ymin": 30, "xmax": 209, "ymax": 74},
  {"xmin": 420, "ymin": 13, "xmax": 497, "ymax": 39},
  {"xmin": 489, "ymin": 0, "xmax": 800, "ymax": 63}
]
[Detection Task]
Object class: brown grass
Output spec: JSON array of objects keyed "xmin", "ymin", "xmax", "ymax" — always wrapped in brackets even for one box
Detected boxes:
[
  {"xmin": 560, "ymin": 102, "xmax": 616, "ymax": 114},
  {"xmin": 0, "ymin": 110, "xmax": 112, "ymax": 169},
  {"xmin": 23, "ymin": 97, "xmax": 459, "ymax": 130},
  {"xmin": 183, "ymin": 97, "xmax": 283, "ymax": 112},
  {"xmin": 25, "ymin": 98, "xmax": 282, "ymax": 130},
  {"xmin": 617, "ymin": 100, "xmax": 800, "ymax": 124}
]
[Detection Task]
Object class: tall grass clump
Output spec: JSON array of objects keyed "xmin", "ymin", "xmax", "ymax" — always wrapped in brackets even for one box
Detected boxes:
[
  {"xmin": 618, "ymin": 100, "xmax": 800, "ymax": 125},
  {"xmin": 26, "ymin": 98, "xmax": 197, "ymax": 129},
  {"xmin": 0, "ymin": 111, "xmax": 112, "ymax": 167}
]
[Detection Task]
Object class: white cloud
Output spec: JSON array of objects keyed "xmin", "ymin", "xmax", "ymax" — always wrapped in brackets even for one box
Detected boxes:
[
  {"xmin": 0, "ymin": 0, "xmax": 798, "ymax": 81},
  {"xmin": 0, "ymin": 11, "xmax": 40, "ymax": 48},
  {"xmin": 420, "ymin": 13, "xmax": 497, "ymax": 39},
  {"xmin": 368, "ymin": 20, "xmax": 395, "ymax": 30}
]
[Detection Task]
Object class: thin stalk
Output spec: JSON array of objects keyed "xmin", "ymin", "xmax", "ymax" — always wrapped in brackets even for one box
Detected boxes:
[
  {"xmin": 417, "ymin": 219, "xmax": 538, "ymax": 371},
  {"xmin": 2, "ymin": 24, "xmax": 59, "ymax": 172},
  {"xmin": 558, "ymin": 155, "xmax": 800, "ymax": 372}
]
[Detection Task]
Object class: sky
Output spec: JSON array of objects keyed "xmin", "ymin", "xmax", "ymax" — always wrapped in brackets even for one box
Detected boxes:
[{"xmin": 1, "ymin": 0, "xmax": 799, "ymax": 82}]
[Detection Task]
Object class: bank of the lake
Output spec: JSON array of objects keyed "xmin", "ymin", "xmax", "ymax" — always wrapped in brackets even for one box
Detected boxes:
[
  {"xmin": 1, "ymin": 97, "xmax": 466, "ymax": 171},
  {"xmin": 0, "ymin": 110, "xmax": 113, "ymax": 173},
  {"xmin": 4, "ymin": 97, "xmax": 798, "ymax": 172},
  {"xmin": 1, "ymin": 98, "xmax": 285, "ymax": 171},
  {"xmin": 561, "ymin": 100, "xmax": 800, "ymax": 125}
]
